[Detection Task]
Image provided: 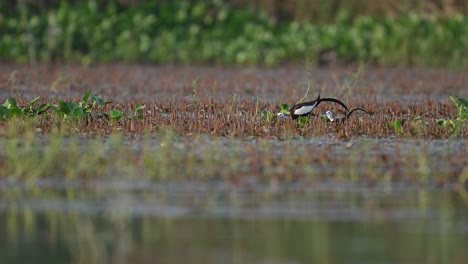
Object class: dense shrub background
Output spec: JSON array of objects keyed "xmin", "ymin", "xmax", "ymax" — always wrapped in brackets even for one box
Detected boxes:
[{"xmin": 0, "ymin": 1, "xmax": 466, "ymax": 67}]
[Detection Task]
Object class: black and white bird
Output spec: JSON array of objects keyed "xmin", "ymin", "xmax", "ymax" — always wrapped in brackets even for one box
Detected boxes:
[{"xmin": 288, "ymin": 94, "xmax": 349, "ymax": 120}]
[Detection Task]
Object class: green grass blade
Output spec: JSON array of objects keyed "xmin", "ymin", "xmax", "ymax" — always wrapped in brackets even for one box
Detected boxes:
[{"xmin": 135, "ymin": 105, "xmax": 146, "ymax": 112}]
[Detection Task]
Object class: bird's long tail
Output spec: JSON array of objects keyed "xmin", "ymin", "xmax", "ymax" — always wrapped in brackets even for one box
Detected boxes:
[
  {"xmin": 346, "ymin": 107, "xmax": 367, "ymax": 119},
  {"xmin": 317, "ymin": 97, "xmax": 350, "ymax": 112}
]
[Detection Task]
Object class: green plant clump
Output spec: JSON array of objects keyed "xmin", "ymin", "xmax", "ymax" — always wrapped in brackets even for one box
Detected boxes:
[
  {"xmin": 0, "ymin": 1, "xmax": 466, "ymax": 67},
  {"xmin": 437, "ymin": 96, "xmax": 468, "ymax": 133},
  {"xmin": 0, "ymin": 91, "xmax": 145, "ymax": 123}
]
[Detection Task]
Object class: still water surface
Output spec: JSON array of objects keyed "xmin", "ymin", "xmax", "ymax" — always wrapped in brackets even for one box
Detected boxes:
[{"xmin": 1, "ymin": 179, "xmax": 467, "ymax": 264}]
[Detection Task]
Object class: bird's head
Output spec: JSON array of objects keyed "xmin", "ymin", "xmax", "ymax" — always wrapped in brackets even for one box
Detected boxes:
[{"xmin": 277, "ymin": 112, "xmax": 289, "ymax": 119}]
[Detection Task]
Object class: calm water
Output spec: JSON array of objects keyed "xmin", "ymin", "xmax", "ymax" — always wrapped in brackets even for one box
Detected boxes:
[{"xmin": 1, "ymin": 179, "xmax": 467, "ymax": 264}]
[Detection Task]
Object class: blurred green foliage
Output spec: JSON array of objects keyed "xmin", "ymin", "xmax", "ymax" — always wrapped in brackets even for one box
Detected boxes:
[{"xmin": 0, "ymin": 1, "xmax": 466, "ymax": 67}]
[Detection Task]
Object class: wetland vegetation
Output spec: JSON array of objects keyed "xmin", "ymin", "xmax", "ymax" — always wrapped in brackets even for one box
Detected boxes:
[
  {"xmin": 1, "ymin": 62, "xmax": 467, "ymax": 264},
  {"xmin": 0, "ymin": 1, "xmax": 467, "ymax": 263}
]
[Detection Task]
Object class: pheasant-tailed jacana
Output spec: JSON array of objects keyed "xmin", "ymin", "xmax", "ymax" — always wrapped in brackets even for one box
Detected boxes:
[{"xmin": 288, "ymin": 94, "xmax": 349, "ymax": 120}]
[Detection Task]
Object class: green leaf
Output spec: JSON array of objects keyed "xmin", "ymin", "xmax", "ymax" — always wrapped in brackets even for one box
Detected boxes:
[
  {"xmin": 297, "ymin": 116, "xmax": 310, "ymax": 125},
  {"xmin": 261, "ymin": 110, "xmax": 276, "ymax": 122},
  {"xmin": 57, "ymin": 100, "xmax": 77, "ymax": 116},
  {"xmin": 0, "ymin": 106, "xmax": 10, "ymax": 119},
  {"xmin": 81, "ymin": 90, "xmax": 92, "ymax": 103},
  {"xmin": 110, "ymin": 109, "xmax": 123, "ymax": 120},
  {"xmin": 448, "ymin": 120, "xmax": 456, "ymax": 129},
  {"xmin": 412, "ymin": 115, "xmax": 428, "ymax": 126},
  {"xmin": 73, "ymin": 107, "xmax": 84, "ymax": 118},
  {"xmin": 3, "ymin": 98, "xmax": 17, "ymax": 109},
  {"xmin": 450, "ymin": 96, "xmax": 468, "ymax": 109},
  {"xmin": 91, "ymin": 95, "xmax": 104, "ymax": 106},
  {"xmin": 57, "ymin": 100, "xmax": 69, "ymax": 113},
  {"xmin": 450, "ymin": 96, "xmax": 468, "ymax": 120},
  {"xmin": 280, "ymin": 103, "xmax": 291, "ymax": 113},
  {"xmin": 437, "ymin": 119, "xmax": 456, "ymax": 130},
  {"xmin": 29, "ymin": 96, "xmax": 40, "ymax": 107},
  {"xmin": 135, "ymin": 105, "xmax": 146, "ymax": 112},
  {"xmin": 437, "ymin": 119, "xmax": 447, "ymax": 128},
  {"xmin": 390, "ymin": 120, "xmax": 403, "ymax": 133},
  {"xmin": 36, "ymin": 103, "xmax": 51, "ymax": 114},
  {"xmin": 49, "ymin": 104, "xmax": 59, "ymax": 111},
  {"xmin": 9, "ymin": 108, "xmax": 23, "ymax": 117}
]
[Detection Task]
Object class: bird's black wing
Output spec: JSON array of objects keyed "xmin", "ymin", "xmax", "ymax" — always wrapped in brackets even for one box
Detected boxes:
[{"xmin": 289, "ymin": 94, "xmax": 321, "ymax": 118}]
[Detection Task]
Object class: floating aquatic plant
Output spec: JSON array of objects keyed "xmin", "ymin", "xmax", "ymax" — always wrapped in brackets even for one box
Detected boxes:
[{"xmin": 437, "ymin": 96, "xmax": 468, "ymax": 134}]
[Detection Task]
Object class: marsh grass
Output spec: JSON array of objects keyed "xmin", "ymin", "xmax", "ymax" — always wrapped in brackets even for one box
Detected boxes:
[
  {"xmin": 0, "ymin": 65, "xmax": 466, "ymax": 185},
  {"xmin": 0, "ymin": 93, "xmax": 466, "ymax": 139},
  {"xmin": 1, "ymin": 124, "xmax": 466, "ymax": 187}
]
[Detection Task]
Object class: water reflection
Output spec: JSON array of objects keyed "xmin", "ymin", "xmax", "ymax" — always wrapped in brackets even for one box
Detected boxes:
[{"xmin": 1, "ymin": 180, "xmax": 467, "ymax": 264}]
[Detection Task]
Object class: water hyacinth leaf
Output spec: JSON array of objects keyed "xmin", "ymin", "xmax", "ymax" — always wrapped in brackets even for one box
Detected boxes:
[
  {"xmin": 450, "ymin": 96, "xmax": 468, "ymax": 110},
  {"xmin": 57, "ymin": 99, "xmax": 68, "ymax": 112},
  {"xmin": 73, "ymin": 107, "xmax": 84, "ymax": 117},
  {"xmin": 450, "ymin": 96, "xmax": 468, "ymax": 120},
  {"xmin": 297, "ymin": 116, "xmax": 310, "ymax": 125},
  {"xmin": 110, "ymin": 109, "xmax": 123, "ymax": 120},
  {"xmin": 437, "ymin": 119, "xmax": 447, "ymax": 128},
  {"xmin": 390, "ymin": 120, "xmax": 403, "ymax": 133},
  {"xmin": 437, "ymin": 119, "xmax": 456, "ymax": 130},
  {"xmin": 262, "ymin": 110, "xmax": 276, "ymax": 122},
  {"xmin": 9, "ymin": 108, "xmax": 23, "ymax": 117},
  {"xmin": 91, "ymin": 95, "xmax": 104, "ymax": 106},
  {"xmin": 0, "ymin": 106, "xmax": 9, "ymax": 119},
  {"xmin": 3, "ymin": 98, "xmax": 17, "ymax": 109},
  {"xmin": 59, "ymin": 101, "xmax": 71, "ymax": 114},
  {"xmin": 57, "ymin": 99, "xmax": 75, "ymax": 116},
  {"xmin": 280, "ymin": 103, "xmax": 291, "ymax": 113}
]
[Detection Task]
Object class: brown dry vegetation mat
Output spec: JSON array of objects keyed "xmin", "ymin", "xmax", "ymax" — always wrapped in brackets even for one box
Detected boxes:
[{"xmin": 0, "ymin": 63, "xmax": 467, "ymax": 139}]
